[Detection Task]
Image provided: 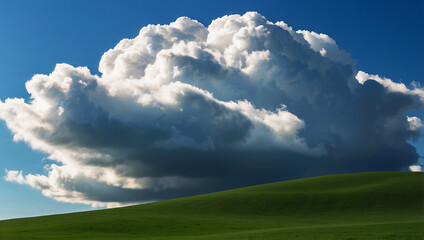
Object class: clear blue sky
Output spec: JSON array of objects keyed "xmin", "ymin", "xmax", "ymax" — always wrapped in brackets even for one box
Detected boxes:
[{"xmin": 0, "ymin": 0, "xmax": 423, "ymax": 220}]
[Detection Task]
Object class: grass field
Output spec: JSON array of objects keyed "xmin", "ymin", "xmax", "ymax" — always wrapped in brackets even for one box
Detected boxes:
[{"xmin": 0, "ymin": 172, "xmax": 423, "ymax": 239}]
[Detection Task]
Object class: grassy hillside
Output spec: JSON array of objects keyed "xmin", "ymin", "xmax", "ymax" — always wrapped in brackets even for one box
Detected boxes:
[{"xmin": 0, "ymin": 172, "xmax": 423, "ymax": 239}]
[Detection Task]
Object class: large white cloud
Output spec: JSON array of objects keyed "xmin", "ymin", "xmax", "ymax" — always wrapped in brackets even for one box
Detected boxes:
[{"xmin": 1, "ymin": 12, "xmax": 423, "ymax": 207}]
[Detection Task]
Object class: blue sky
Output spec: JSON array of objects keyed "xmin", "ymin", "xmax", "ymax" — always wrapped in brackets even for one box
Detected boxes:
[{"xmin": 0, "ymin": 0, "xmax": 423, "ymax": 220}]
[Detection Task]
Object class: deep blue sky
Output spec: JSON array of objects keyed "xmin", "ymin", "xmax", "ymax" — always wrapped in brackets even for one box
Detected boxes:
[{"xmin": 0, "ymin": 0, "xmax": 422, "ymax": 220}]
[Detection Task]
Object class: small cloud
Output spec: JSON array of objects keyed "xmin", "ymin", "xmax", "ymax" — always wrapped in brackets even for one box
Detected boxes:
[
  {"xmin": 407, "ymin": 116, "xmax": 423, "ymax": 131},
  {"xmin": 409, "ymin": 165, "xmax": 422, "ymax": 172},
  {"xmin": 4, "ymin": 170, "xmax": 26, "ymax": 184}
]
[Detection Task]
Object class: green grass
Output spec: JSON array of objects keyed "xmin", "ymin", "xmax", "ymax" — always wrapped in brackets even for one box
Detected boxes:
[{"xmin": 1, "ymin": 172, "xmax": 423, "ymax": 239}]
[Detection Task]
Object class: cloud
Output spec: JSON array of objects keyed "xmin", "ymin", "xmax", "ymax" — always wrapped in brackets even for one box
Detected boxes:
[
  {"xmin": 356, "ymin": 71, "xmax": 424, "ymax": 102},
  {"xmin": 1, "ymin": 12, "xmax": 423, "ymax": 207},
  {"xmin": 409, "ymin": 165, "xmax": 422, "ymax": 172},
  {"xmin": 407, "ymin": 116, "xmax": 423, "ymax": 131}
]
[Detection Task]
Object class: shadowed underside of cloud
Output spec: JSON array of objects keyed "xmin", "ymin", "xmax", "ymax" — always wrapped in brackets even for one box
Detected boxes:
[{"xmin": 1, "ymin": 12, "xmax": 423, "ymax": 207}]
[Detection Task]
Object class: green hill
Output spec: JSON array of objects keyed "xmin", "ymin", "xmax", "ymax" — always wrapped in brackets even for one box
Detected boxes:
[{"xmin": 0, "ymin": 172, "xmax": 423, "ymax": 239}]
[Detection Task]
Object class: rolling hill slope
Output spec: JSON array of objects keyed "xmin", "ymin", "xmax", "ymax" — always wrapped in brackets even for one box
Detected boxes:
[{"xmin": 0, "ymin": 172, "xmax": 423, "ymax": 239}]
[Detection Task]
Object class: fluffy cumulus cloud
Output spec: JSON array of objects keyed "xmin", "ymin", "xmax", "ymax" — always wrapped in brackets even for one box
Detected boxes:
[{"xmin": 1, "ymin": 12, "xmax": 423, "ymax": 207}]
